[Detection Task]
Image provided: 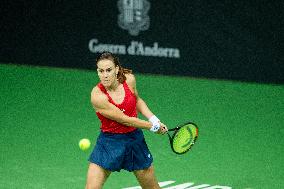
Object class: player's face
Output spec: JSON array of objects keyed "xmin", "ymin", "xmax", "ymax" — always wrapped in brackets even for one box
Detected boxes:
[{"xmin": 97, "ymin": 59, "xmax": 119, "ymax": 87}]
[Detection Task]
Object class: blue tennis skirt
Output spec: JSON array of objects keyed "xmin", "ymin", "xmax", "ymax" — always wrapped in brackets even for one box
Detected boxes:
[{"xmin": 88, "ymin": 129, "xmax": 153, "ymax": 172}]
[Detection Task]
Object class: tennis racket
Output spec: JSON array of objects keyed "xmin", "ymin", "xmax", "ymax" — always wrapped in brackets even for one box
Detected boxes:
[{"xmin": 167, "ymin": 122, "xmax": 199, "ymax": 154}]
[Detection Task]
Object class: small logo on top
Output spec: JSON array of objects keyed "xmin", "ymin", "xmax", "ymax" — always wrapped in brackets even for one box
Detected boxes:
[{"xmin": 117, "ymin": 0, "xmax": 150, "ymax": 36}]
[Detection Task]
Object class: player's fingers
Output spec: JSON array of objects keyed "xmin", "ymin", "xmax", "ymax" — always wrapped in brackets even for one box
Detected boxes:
[
  {"xmin": 161, "ymin": 125, "xmax": 168, "ymax": 133},
  {"xmin": 157, "ymin": 127, "xmax": 165, "ymax": 135},
  {"xmin": 160, "ymin": 126, "xmax": 167, "ymax": 135},
  {"xmin": 163, "ymin": 126, "xmax": 168, "ymax": 132}
]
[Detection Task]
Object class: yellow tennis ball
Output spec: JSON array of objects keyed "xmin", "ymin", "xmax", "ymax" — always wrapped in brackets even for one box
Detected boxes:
[{"xmin": 79, "ymin": 138, "xmax": 91, "ymax": 151}]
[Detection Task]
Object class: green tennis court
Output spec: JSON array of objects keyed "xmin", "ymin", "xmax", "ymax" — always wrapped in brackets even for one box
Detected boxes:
[{"xmin": 1, "ymin": 64, "xmax": 283, "ymax": 188}]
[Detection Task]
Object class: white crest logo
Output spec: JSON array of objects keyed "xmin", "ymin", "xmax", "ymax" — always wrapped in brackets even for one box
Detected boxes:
[{"xmin": 117, "ymin": 0, "xmax": 150, "ymax": 36}]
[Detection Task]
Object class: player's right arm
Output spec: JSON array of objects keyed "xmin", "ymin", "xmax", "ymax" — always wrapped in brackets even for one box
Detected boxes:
[{"xmin": 91, "ymin": 87, "xmax": 152, "ymax": 130}]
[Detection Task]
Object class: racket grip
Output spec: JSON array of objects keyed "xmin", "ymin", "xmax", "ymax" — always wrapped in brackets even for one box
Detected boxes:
[{"xmin": 168, "ymin": 127, "xmax": 179, "ymax": 132}]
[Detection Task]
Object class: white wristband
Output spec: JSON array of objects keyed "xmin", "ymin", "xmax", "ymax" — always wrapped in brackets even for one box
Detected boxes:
[
  {"xmin": 149, "ymin": 115, "xmax": 160, "ymax": 132},
  {"xmin": 149, "ymin": 115, "xmax": 160, "ymax": 124},
  {"xmin": 150, "ymin": 123, "xmax": 160, "ymax": 132}
]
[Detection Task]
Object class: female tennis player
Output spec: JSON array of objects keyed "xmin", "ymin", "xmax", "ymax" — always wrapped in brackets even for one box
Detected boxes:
[{"xmin": 86, "ymin": 52, "xmax": 168, "ymax": 189}]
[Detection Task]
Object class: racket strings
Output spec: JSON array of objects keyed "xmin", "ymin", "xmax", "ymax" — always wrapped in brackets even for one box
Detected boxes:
[{"xmin": 172, "ymin": 124, "xmax": 197, "ymax": 154}]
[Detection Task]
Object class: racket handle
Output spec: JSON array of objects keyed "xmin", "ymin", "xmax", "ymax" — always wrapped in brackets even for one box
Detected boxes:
[{"xmin": 168, "ymin": 127, "xmax": 179, "ymax": 132}]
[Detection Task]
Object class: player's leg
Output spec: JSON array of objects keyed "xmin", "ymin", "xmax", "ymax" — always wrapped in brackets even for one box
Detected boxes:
[
  {"xmin": 133, "ymin": 165, "xmax": 161, "ymax": 189},
  {"xmin": 85, "ymin": 163, "xmax": 111, "ymax": 189}
]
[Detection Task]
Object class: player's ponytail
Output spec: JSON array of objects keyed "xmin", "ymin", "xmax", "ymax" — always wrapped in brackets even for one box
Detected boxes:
[
  {"xmin": 96, "ymin": 52, "xmax": 132, "ymax": 83},
  {"xmin": 117, "ymin": 66, "xmax": 132, "ymax": 83}
]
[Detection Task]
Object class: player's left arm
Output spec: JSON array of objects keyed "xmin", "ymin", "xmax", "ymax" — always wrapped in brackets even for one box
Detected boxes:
[
  {"xmin": 126, "ymin": 74, "xmax": 168, "ymax": 134},
  {"xmin": 126, "ymin": 74, "xmax": 154, "ymax": 119}
]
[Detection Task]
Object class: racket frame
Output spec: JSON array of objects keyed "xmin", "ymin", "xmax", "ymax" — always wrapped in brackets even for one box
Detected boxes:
[{"xmin": 167, "ymin": 121, "xmax": 198, "ymax": 155}]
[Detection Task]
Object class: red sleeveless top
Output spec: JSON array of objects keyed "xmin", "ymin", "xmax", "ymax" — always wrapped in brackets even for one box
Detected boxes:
[{"xmin": 96, "ymin": 81, "xmax": 137, "ymax": 133}]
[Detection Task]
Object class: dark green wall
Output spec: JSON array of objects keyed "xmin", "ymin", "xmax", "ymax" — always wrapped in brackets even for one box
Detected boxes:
[{"xmin": 1, "ymin": 0, "xmax": 283, "ymax": 83}]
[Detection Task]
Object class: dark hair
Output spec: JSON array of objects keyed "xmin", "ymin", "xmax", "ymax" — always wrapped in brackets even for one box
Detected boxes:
[{"xmin": 96, "ymin": 52, "xmax": 132, "ymax": 83}]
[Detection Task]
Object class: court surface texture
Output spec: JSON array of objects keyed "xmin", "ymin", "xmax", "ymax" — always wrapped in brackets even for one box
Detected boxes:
[{"xmin": 1, "ymin": 64, "xmax": 283, "ymax": 189}]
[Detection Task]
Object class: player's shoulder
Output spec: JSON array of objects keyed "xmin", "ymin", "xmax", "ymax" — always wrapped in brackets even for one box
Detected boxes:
[
  {"xmin": 91, "ymin": 86, "xmax": 108, "ymax": 105},
  {"xmin": 125, "ymin": 73, "xmax": 136, "ymax": 86}
]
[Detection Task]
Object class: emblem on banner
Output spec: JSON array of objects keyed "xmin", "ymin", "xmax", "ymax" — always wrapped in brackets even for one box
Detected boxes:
[{"xmin": 117, "ymin": 0, "xmax": 150, "ymax": 36}]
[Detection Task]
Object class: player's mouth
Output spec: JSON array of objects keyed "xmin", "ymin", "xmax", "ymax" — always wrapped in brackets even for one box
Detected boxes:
[{"xmin": 102, "ymin": 80, "xmax": 110, "ymax": 85}]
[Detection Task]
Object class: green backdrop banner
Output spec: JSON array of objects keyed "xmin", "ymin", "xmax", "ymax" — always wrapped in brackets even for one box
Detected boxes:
[{"xmin": 1, "ymin": 0, "xmax": 283, "ymax": 83}]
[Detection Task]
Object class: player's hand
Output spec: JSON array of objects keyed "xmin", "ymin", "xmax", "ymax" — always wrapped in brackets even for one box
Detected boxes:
[{"xmin": 157, "ymin": 122, "xmax": 168, "ymax": 135}]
